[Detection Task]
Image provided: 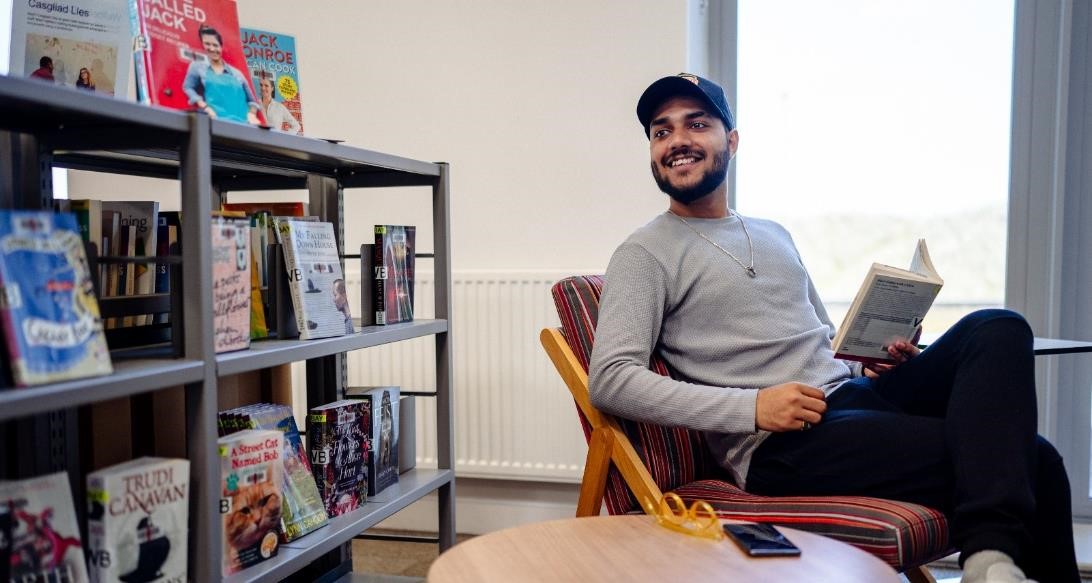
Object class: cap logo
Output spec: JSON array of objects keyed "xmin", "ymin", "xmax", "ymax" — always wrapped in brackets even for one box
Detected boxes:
[{"xmin": 678, "ymin": 73, "xmax": 700, "ymax": 85}]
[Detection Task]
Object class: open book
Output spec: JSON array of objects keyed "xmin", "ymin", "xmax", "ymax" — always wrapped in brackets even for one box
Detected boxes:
[{"xmin": 831, "ymin": 239, "xmax": 943, "ymax": 364}]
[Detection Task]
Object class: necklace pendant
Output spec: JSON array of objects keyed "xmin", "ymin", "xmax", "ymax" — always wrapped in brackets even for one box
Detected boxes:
[{"xmin": 746, "ymin": 267, "xmax": 757, "ymax": 278}]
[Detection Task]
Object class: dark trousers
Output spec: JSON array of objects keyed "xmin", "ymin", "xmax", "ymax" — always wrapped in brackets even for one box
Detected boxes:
[{"xmin": 746, "ymin": 309, "xmax": 1079, "ymax": 582}]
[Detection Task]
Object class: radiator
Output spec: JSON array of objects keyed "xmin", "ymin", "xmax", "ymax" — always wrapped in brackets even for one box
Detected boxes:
[{"xmin": 343, "ymin": 269, "xmax": 588, "ymax": 483}]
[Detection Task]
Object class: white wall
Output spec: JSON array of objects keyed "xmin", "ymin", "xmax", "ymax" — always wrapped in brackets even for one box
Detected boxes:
[{"xmin": 70, "ymin": 0, "xmax": 692, "ymax": 272}]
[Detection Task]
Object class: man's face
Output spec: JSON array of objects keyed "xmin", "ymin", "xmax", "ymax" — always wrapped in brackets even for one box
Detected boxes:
[{"xmin": 648, "ymin": 95, "xmax": 736, "ymax": 204}]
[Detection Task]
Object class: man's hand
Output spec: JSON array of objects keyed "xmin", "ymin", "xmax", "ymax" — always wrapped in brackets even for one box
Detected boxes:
[
  {"xmin": 755, "ymin": 382, "xmax": 826, "ymax": 432},
  {"xmin": 863, "ymin": 337, "xmax": 922, "ymax": 378}
]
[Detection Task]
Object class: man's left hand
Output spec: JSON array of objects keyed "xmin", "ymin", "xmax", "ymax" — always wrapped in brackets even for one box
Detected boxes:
[{"xmin": 863, "ymin": 339, "xmax": 921, "ymax": 378}]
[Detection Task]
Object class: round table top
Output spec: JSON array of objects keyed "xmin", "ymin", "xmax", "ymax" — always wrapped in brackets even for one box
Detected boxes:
[{"xmin": 427, "ymin": 515, "xmax": 901, "ymax": 582}]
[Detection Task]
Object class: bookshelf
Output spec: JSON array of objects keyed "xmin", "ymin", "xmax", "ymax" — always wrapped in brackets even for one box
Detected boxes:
[{"xmin": 0, "ymin": 75, "xmax": 455, "ymax": 582}]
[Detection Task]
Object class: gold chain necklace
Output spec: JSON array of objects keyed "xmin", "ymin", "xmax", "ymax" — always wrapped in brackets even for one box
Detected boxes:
[{"xmin": 668, "ymin": 211, "xmax": 757, "ymax": 278}]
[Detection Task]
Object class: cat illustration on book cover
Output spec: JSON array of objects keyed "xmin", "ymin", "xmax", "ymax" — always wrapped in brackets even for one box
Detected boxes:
[{"xmin": 225, "ymin": 482, "xmax": 281, "ymax": 567}]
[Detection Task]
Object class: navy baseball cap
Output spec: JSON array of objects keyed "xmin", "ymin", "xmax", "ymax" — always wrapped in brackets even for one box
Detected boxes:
[{"xmin": 636, "ymin": 73, "xmax": 735, "ymax": 136}]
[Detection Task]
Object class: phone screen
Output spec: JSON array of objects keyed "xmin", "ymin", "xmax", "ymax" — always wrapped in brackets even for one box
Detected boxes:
[{"xmin": 722, "ymin": 522, "xmax": 802, "ymax": 557}]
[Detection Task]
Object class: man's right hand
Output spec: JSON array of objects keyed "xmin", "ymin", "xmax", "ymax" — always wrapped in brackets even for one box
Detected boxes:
[{"xmin": 755, "ymin": 382, "xmax": 827, "ymax": 432}]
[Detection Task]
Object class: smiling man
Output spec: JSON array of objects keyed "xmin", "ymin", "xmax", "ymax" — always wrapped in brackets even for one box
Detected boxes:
[{"xmin": 587, "ymin": 73, "xmax": 1078, "ymax": 583}]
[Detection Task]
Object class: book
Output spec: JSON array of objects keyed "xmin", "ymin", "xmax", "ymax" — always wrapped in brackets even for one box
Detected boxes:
[
  {"xmin": 219, "ymin": 429, "xmax": 283, "ymax": 575},
  {"xmin": 103, "ymin": 201, "xmax": 160, "ymax": 326},
  {"xmin": 211, "ymin": 218, "xmax": 251, "ymax": 353},
  {"xmin": 222, "ymin": 202, "xmax": 308, "ymax": 218},
  {"xmin": 307, "ymin": 400, "xmax": 370, "ymax": 517},
  {"xmin": 86, "ymin": 457, "xmax": 190, "ymax": 583},
  {"xmin": 359, "ymin": 243, "xmax": 376, "ymax": 327},
  {"xmin": 8, "ymin": 0, "xmax": 130, "ymax": 96},
  {"xmin": 56, "ymin": 199, "xmax": 103, "ymax": 259},
  {"xmin": 831, "ymin": 239, "xmax": 944, "ymax": 364},
  {"xmin": 0, "ymin": 471, "xmax": 90, "ymax": 582},
  {"xmin": 275, "ymin": 220, "xmax": 354, "ymax": 340},
  {"xmin": 154, "ymin": 211, "xmax": 181, "ymax": 324},
  {"xmin": 218, "ymin": 403, "xmax": 328, "ymax": 542},
  {"xmin": 129, "ymin": 0, "xmax": 263, "ymax": 125},
  {"xmin": 241, "ymin": 28, "xmax": 304, "ymax": 135},
  {"xmin": 0, "ymin": 211, "xmax": 112, "ymax": 386},
  {"xmin": 247, "ymin": 230, "xmax": 269, "ymax": 340},
  {"xmin": 345, "ymin": 387, "xmax": 400, "ymax": 495},
  {"xmin": 374, "ymin": 225, "xmax": 416, "ymax": 325},
  {"xmin": 0, "ymin": 498, "xmax": 11, "ymax": 582}
]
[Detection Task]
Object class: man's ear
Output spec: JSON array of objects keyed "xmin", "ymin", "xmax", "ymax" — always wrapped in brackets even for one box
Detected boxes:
[{"xmin": 727, "ymin": 129, "xmax": 740, "ymax": 159}]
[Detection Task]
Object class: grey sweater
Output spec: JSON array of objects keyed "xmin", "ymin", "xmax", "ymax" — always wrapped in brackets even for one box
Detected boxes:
[{"xmin": 588, "ymin": 212, "xmax": 860, "ymax": 487}]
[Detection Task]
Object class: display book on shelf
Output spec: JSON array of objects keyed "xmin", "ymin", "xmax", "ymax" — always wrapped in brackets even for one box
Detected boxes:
[{"xmin": 0, "ymin": 73, "xmax": 453, "ymax": 583}]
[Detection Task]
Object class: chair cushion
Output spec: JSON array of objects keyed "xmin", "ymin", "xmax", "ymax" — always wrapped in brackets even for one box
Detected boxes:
[
  {"xmin": 673, "ymin": 479, "xmax": 950, "ymax": 569},
  {"xmin": 550, "ymin": 274, "xmax": 952, "ymax": 570}
]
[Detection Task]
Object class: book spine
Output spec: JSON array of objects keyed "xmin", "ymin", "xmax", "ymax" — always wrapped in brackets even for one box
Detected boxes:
[
  {"xmin": 128, "ymin": 0, "xmax": 152, "ymax": 104},
  {"xmin": 277, "ymin": 222, "xmax": 312, "ymax": 339},
  {"xmin": 360, "ymin": 243, "xmax": 375, "ymax": 327},
  {"xmin": 374, "ymin": 227, "xmax": 387, "ymax": 325}
]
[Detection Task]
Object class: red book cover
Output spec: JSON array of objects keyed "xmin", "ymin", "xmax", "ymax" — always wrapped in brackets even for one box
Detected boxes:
[{"xmin": 130, "ymin": 0, "xmax": 264, "ymax": 125}]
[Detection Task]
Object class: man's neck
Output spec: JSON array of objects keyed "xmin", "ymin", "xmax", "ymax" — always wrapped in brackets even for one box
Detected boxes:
[{"xmin": 667, "ymin": 190, "xmax": 731, "ymax": 218}]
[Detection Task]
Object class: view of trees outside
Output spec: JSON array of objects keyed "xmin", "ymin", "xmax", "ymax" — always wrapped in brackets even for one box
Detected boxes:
[{"xmin": 735, "ymin": 0, "xmax": 1014, "ymax": 336}]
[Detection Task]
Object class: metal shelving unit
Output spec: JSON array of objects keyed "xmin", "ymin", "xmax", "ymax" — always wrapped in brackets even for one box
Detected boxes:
[{"xmin": 0, "ymin": 76, "xmax": 455, "ymax": 582}]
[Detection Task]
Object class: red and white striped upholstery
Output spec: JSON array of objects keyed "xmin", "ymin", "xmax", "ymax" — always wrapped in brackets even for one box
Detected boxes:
[{"xmin": 551, "ymin": 274, "xmax": 951, "ymax": 570}]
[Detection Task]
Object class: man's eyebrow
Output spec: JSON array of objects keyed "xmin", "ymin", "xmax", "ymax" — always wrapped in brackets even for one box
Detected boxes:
[{"xmin": 650, "ymin": 110, "xmax": 711, "ymax": 128}]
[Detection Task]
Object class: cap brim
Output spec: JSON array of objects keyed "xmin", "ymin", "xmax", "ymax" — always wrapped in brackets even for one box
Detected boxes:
[{"xmin": 636, "ymin": 76, "xmax": 716, "ymax": 131}]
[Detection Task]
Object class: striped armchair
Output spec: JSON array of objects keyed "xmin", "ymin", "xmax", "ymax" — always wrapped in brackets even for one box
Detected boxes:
[{"xmin": 541, "ymin": 275, "xmax": 951, "ymax": 582}]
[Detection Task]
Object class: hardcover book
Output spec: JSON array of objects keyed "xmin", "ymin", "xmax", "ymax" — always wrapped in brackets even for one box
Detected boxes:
[
  {"xmin": 211, "ymin": 218, "xmax": 251, "ymax": 353},
  {"xmin": 8, "ymin": 0, "xmax": 130, "ymax": 96},
  {"xmin": 219, "ymin": 429, "xmax": 283, "ymax": 575},
  {"xmin": 0, "ymin": 211, "xmax": 112, "ymax": 386},
  {"xmin": 86, "ymin": 457, "xmax": 190, "ymax": 583},
  {"xmin": 374, "ymin": 225, "xmax": 415, "ymax": 325},
  {"xmin": 129, "ymin": 0, "xmax": 263, "ymax": 125},
  {"xmin": 241, "ymin": 28, "xmax": 304, "ymax": 135},
  {"xmin": 275, "ymin": 220, "xmax": 354, "ymax": 340},
  {"xmin": 103, "ymin": 201, "xmax": 160, "ymax": 326},
  {"xmin": 0, "ymin": 471, "xmax": 90, "ymax": 583},
  {"xmin": 307, "ymin": 400, "xmax": 370, "ymax": 517},
  {"xmin": 831, "ymin": 239, "xmax": 943, "ymax": 364},
  {"xmin": 345, "ymin": 386, "xmax": 400, "ymax": 495},
  {"xmin": 219, "ymin": 403, "xmax": 329, "ymax": 542}
]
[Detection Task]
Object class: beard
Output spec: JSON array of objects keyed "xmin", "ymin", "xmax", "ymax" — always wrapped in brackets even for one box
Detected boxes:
[{"xmin": 651, "ymin": 148, "xmax": 730, "ymax": 204}]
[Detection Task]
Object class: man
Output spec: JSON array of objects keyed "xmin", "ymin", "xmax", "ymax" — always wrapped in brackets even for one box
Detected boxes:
[
  {"xmin": 588, "ymin": 73, "xmax": 1078, "ymax": 583},
  {"xmin": 29, "ymin": 57, "xmax": 54, "ymax": 82}
]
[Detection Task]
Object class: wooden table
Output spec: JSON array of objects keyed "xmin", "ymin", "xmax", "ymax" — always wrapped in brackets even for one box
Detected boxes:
[{"xmin": 426, "ymin": 515, "xmax": 900, "ymax": 582}]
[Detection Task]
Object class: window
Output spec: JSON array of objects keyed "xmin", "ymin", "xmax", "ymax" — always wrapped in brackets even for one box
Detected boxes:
[{"xmin": 734, "ymin": 0, "xmax": 1015, "ymax": 334}]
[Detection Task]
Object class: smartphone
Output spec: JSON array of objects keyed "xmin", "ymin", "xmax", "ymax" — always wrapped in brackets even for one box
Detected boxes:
[{"xmin": 722, "ymin": 522, "xmax": 802, "ymax": 557}]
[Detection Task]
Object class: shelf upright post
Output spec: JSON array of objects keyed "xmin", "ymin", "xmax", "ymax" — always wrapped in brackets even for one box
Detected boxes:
[
  {"xmin": 179, "ymin": 113, "xmax": 219, "ymax": 583},
  {"xmin": 432, "ymin": 162, "xmax": 456, "ymax": 551}
]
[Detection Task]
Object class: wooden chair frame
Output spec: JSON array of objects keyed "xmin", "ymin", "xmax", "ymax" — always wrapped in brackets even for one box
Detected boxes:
[{"xmin": 540, "ymin": 326, "xmax": 938, "ymax": 583}]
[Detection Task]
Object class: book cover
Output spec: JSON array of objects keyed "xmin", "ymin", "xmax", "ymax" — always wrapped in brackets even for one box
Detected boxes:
[
  {"xmin": 102, "ymin": 201, "xmax": 159, "ymax": 326},
  {"xmin": 219, "ymin": 429, "xmax": 283, "ymax": 576},
  {"xmin": 832, "ymin": 239, "xmax": 943, "ymax": 364},
  {"xmin": 374, "ymin": 225, "xmax": 415, "ymax": 325},
  {"xmin": 129, "ymin": 0, "xmax": 263, "ymax": 125},
  {"xmin": 0, "ymin": 211, "xmax": 112, "ymax": 386},
  {"xmin": 275, "ymin": 220, "xmax": 354, "ymax": 340},
  {"xmin": 220, "ymin": 404, "xmax": 328, "ymax": 542},
  {"xmin": 222, "ymin": 202, "xmax": 308, "ymax": 218},
  {"xmin": 0, "ymin": 471, "xmax": 90, "ymax": 583},
  {"xmin": 241, "ymin": 28, "xmax": 304, "ymax": 135},
  {"xmin": 86, "ymin": 457, "xmax": 189, "ymax": 583},
  {"xmin": 307, "ymin": 400, "xmax": 370, "ymax": 517},
  {"xmin": 8, "ymin": 0, "xmax": 130, "ymax": 97},
  {"xmin": 346, "ymin": 387, "xmax": 400, "ymax": 495},
  {"xmin": 211, "ymin": 218, "xmax": 251, "ymax": 353},
  {"xmin": 0, "ymin": 498, "xmax": 11, "ymax": 582}
]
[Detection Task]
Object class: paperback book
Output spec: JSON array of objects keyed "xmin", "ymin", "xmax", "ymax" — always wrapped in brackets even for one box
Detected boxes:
[
  {"xmin": 307, "ymin": 400, "xmax": 370, "ymax": 517},
  {"xmin": 275, "ymin": 219, "xmax": 354, "ymax": 340},
  {"xmin": 346, "ymin": 386, "xmax": 400, "ymax": 495},
  {"xmin": 218, "ymin": 403, "xmax": 329, "ymax": 542},
  {"xmin": 0, "ymin": 211, "xmax": 112, "ymax": 386},
  {"xmin": 211, "ymin": 217, "xmax": 251, "ymax": 353},
  {"xmin": 8, "ymin": 0, "xmax": 130, "ymax": 96},
  {"xmin": 86, "ymin": 457, "xmax": 190, "ymax": 583},
  {"xmin": 241, "ymin": 27, "xmax": 304, "ymax": 135},
  {"xmin": 129, "ymin": 0, "xmax": 263, "ymax": 125},
  {"xmin": 831, "ymin": 239, "xmax": 944, "ymax": 364},
  {"xmin": 0, "ymin": 471, "xmax": 89, "ymax": 583},
  {"xmin": 103, "ymin": 201, "xmax": 160, "ymax": 326},
  {"xmin": 219, "ymin": 429, "xmax": 283, "ymax": 575},
  {"xmin": 374, "ymin": 225, "xmax": 416, "ymax": 325}
]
